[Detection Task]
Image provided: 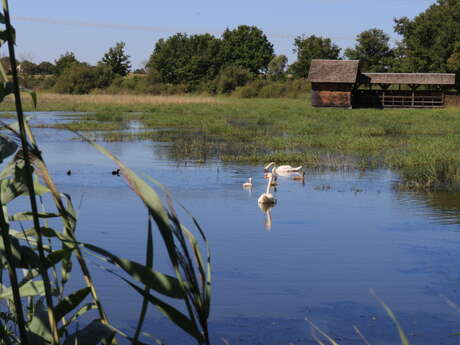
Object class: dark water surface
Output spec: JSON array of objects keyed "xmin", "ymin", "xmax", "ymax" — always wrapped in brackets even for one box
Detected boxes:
[{"xmin": 11, "ymin": 113, "xmax": 460, "ymax": 344}]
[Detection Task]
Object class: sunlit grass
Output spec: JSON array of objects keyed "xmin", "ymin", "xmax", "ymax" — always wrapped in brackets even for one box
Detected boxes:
[{"xmin": 0, "ymin": 92, "xmax": 225, "ymax": 112}]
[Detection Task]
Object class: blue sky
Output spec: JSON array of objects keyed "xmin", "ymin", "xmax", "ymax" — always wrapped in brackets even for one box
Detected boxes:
[{"xmin": 8, "ymin": 1, "xmax": 435, "ymax": 69}]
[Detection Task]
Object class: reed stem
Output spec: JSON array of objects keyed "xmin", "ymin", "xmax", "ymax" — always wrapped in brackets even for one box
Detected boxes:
[{"xmin": 2, "ymin": 1, "xmax": 59, "ymax": 343}]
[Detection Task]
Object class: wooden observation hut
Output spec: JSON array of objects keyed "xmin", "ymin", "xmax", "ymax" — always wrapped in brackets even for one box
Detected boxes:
[
  {"xmin": 308, "ymin": 59, "xmax": 458, "ymax": 108},
  {"xmin": 307, "ymin": 59, "xmax": 360, "ymax": 108}
]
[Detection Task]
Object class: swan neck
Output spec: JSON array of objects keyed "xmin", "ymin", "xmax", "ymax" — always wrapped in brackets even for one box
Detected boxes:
[
  {"xmin": 266, "ymin": 176, "xmax": 272, "ymax": 194},
  {"xmin": 264, "ymin": 162, "xmax": 275, "ymax": 170}
]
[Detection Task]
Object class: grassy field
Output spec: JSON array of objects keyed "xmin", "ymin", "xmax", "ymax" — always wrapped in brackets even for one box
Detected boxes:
[{"xmin": 4, "ymin": 92, "xmax": 460, "ymax": 191}]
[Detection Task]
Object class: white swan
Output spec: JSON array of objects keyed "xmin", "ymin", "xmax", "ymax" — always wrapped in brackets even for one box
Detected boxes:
[
  {"xmin": 243, "ymin": 177, "xmax": 253, "ymax": 188},
  {"xmin": 264, "ymin": 168, "xmax": 278, "ymax": 187},
  {"xmin": 258, "ymin": 175, "xmax": 277, "ymax": 204},
  {"xmin": 269, "ymin": 171, "xmax": 278, "ymax": 186},
  {"xmin": 264, "ymin": 162, "xmax": 302, "ymax": 174}
]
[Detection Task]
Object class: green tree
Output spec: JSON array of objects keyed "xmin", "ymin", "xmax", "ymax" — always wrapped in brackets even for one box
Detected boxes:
[
  {"xmin": 289, "ymin": 35, "xmax": 341, "ymax": 78},
  {"xmin": 100, "ymin": 41, "xmax": 131, "ymax": 76},
  {"xmin": 345, "ymin": 28, "xmax": 393, "ymax": 72},
  {"xmin": 36, "ymin": 61, "xmax": 56, "ymax": 75},
  {"xmin": 54, "ymin": 52, "xmax": 79, "ymax": 75},
  {"xmin": 18, "ymin": 60, "xmax": 37, "ymax": 75},
  {"xmin": 447, "ymin": 42, "xmax": 460, "ymax": 72},
  {"xmin": 267, "ymin": 55, "xmax": 288, "ymax": 81},
  {"xmin": 447, "ymin": 42, "xmax": 460, "ymax": 89},
  {"xmin": 147, "ymin": 33, "xmax": 223, "ymax": 88},
  {"xmin": 394, "ymin": 0, "xmax": 460, "ymax": 72},
  {"xmin": 221, "ymin": 25, "xmax": 274, "ymax": 74},
  {"xmin": 17, "ymin": 60, "xmax": 38, "ymax": 88}
]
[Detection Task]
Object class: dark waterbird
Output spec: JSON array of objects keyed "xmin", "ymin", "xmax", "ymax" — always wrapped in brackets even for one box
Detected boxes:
[
  {"xmin": 66, "ymin": 169, "xmax": 71, "ymax": 176},
  {"xmin": 112, "ymin": 169, "xmax": 120, "ymax": 176}
]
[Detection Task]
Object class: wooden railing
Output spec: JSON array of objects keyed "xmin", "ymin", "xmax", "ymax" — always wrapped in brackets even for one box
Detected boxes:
[{"xmin": 354, "ymin": 90, "xmax": 444, "ymax": 108}]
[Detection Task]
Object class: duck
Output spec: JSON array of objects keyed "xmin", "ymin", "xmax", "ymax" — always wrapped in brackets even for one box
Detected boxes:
[
  {"xmin": 292, "ymin": 171, "xmax": 305, "ymax": 181},
  {"xmin": 264, "ymin": 162, "xmax": 302, "ymax": 175},
  {"xmin": 66, "ymin": 169, "xmax": 72, "ymax": 176},
  {"xmin": 243, "ymin": 177, "xmax": 253, "ymax": 188},
  {"xmin": 112, "ymin": 169, "xmax": 120, "ymax": 176},
  {"xmin": 258, "ymin": 175, "xmax": 277, "ymax": 205}
]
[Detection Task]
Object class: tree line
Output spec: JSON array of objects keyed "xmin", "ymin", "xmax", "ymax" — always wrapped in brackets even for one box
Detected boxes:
[{"xmin": 14, "ymin": 0, "xmax": 460, "ymax": 95}]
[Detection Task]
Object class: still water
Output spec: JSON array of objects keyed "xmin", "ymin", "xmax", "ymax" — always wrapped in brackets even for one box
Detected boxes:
[{"xmin": 12, "ymin": 113, "xmax": 460, "ymax": 344}]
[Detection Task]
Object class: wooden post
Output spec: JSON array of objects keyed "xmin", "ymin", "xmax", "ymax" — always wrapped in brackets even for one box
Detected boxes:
[
  {"xmin": 379, "ymin": 84, "xmax": 389, "ymax": 107},
  {"xmin": 409, "ymin": 84, "xmax": 420, "ymax": 107}
]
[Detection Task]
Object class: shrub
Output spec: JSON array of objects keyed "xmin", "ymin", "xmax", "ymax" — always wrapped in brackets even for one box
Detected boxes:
[
  {"xmin": 233, "ymin": 79, "xmax": 269, "ymax": 98},
  {"xmin": 216, "ymin": 65, "xmax": 253, "ymax": 94},
  {"xmin": 232, "ymin": 78, "xmax": 311, "ymax": 98},
  {"xmin": 54, "ymin": 63, "xmax": 115, "ymax": 94}
]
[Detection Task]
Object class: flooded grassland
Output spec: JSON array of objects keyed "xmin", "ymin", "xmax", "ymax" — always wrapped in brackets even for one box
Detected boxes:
[
  {"xmin": 8, "ymin": 94, "xmax": 460, "ymax": 191},
  {"xmin": 3, "ymin": 98, "xmax": 460, "ymax": 344}
]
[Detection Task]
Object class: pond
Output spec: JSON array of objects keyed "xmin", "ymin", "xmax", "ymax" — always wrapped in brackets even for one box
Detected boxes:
[{"xmin": 8, "ymin": 112, "xmax": 460, "ymax": 344}]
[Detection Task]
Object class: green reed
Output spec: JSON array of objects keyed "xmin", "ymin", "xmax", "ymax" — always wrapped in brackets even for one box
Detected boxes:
[{"xmin": 0, "ymin": 3, "xmax": 211, "ymax": 345}]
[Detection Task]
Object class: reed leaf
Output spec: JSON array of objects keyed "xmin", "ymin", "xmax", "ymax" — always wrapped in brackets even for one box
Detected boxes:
[
  {"xmin": 370, "ymin": 289, "xmax": 410, "ymax": 345},
  {"xmin": 132, "ymin": 214, "xmax": 153, "ymax": 344},
  {"xmin": 59, "ymin": 303, "xmax": 97, "ymax": 331},
  {"xmin": 62, "ymin": 319, "xmax": 114, "ymax": 345},
  {"xmin": 0, "ymin": 234, "xmax": 40, "ymax": 269},
  {"xmin": 305, "ymin": 317, "xmax": 340, "ymax": 345},
  {"xmin": 9, "ymin": 211, "xmax": 60, "ymax": 222},
  {"xmin": 27, "ymin": 300, "xmax": 52, "ymax": 345},
  {"xmin": 114, "ymin": 272, "xmax": 204, "ymax": 343},
  {"xmin": 0, "ymin": 280, "xmax": 45, "ymax": 299},
  {"xmin": 13, "ymin": 227, "xmax": 73, "ymax": 243},
  {"xmin": 19, "ymin": 248, "xmax": 74, "ymax": 284},
  {"xmin": 103, "ymin": 324, "xmax": 155, "ymax": 345},
  {"xmin": 82, "ymin": 241, "xmax": 185, "ymax": 299},
  {"xmin": 54, "ymin": 287, "xmax": 91, "ymax": 321}
]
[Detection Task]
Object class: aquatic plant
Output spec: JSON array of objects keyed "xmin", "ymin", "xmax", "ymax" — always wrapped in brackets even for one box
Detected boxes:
[
  {"xmin": 0, "ymin": 2, "xmax": 211, "ymax": 344},
  {"xmin": 306, "ymin": 290, "xmax": 411, "ymax": 345}
]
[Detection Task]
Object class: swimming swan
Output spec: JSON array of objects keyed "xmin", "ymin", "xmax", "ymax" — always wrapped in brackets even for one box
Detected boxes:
[
  {"xmin": 264, "ymin": 162, "xmax": 302, "ymax": 174},
  {"xmin": 258, "ymin": 175, "xmax": 277, "ymax": 204},
  {"xmin": 264, "ymin": 168, "xmax": 278, "ymax": 187},
  {"xmin": 243, "ymin": 177, "xmax": 253, "ymax": 188}
]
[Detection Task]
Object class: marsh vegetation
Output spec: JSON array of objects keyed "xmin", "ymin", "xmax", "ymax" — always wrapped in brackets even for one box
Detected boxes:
[{"xmin": 8, "ymin": 94, "xmax": 460, "ymax": 191}]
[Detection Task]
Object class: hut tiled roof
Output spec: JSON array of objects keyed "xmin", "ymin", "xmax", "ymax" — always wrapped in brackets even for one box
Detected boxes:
[
  {"xmin": 360, "ymin": 73, "xmax": 456, "ymax": 85},
  {"xmin": 307, "ymin": 60, "xmax": 360, "ymax": 84}
]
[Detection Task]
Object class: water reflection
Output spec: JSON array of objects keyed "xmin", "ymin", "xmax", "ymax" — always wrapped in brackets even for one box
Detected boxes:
[
  {"xmin": 258, "ymin": 202, "xmax": 275, "ymax": 231},
  {"xmin": 397, "ymin": 190, "xmax": 460, "ymax": 225}
]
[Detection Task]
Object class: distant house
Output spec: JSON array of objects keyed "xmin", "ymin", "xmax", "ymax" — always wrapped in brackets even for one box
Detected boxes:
[
  {"xmin": 307, "ymin": 59, "xmax": 359, "ymax": 108},
  {"xmin": 307, "ymin": 59, "xmax": 458, "ymax": 108}
]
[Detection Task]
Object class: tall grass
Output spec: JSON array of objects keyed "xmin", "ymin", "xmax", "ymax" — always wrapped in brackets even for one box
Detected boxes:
[
  {"xmin": 0, "ymin": 93, "xmax": 224, "ymax": 112},
  {"xmin": 0, "ymin": 3, "xmax": 211, "ymax": 345}
]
